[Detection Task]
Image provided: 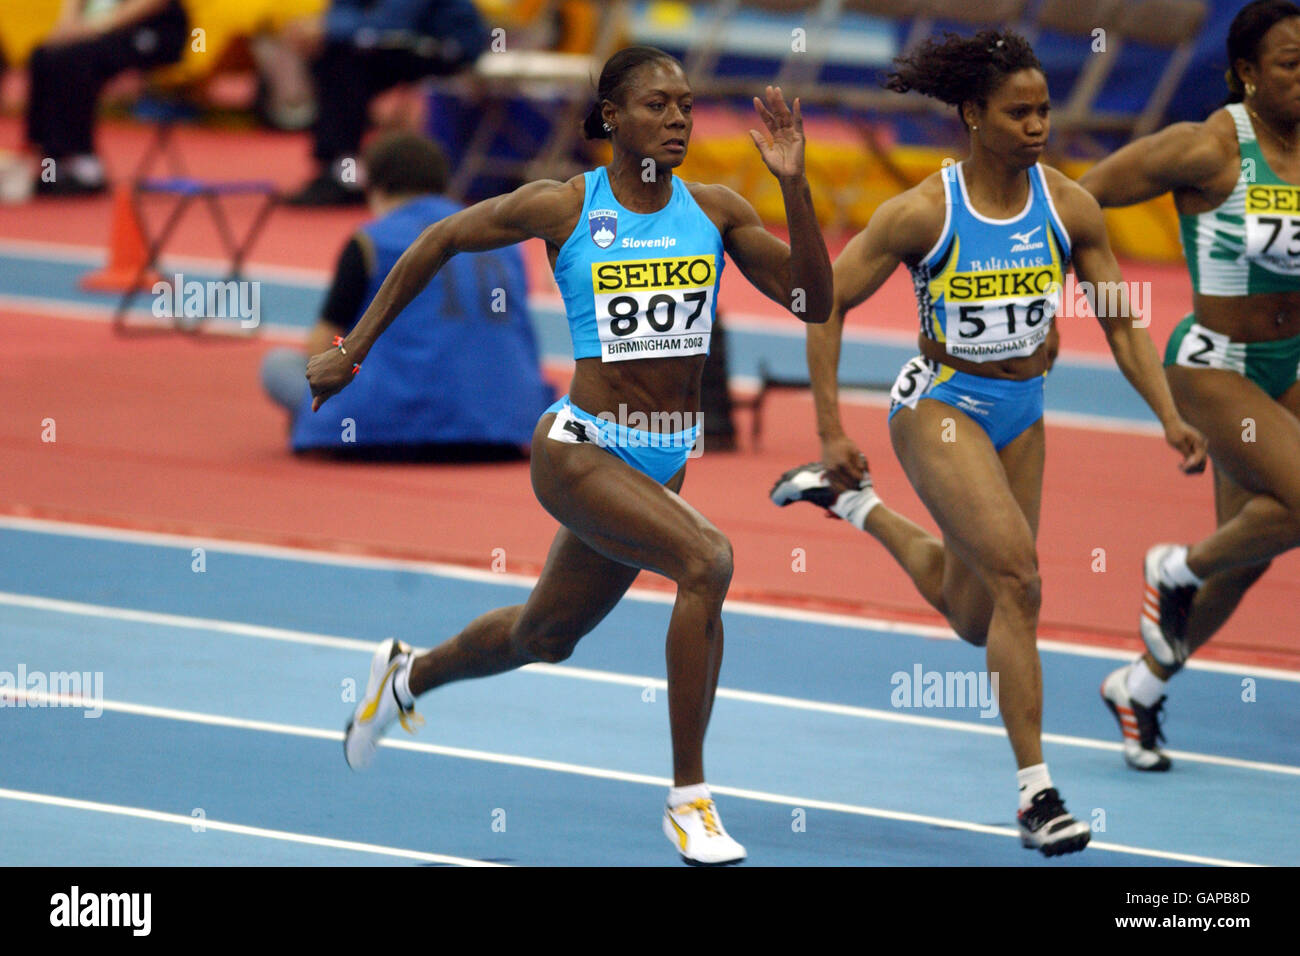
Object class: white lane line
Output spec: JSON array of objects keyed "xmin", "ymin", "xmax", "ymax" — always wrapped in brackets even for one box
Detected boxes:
[
  {"xmin": 3, "ymin": 276, "xmax": 1161, "ymax": 434},
  {"xmin": 543, "ymin": 664, "xmax": 1300, "ymax": 778},
  {"xmin": 0, "ymin": 294, "xmax": 274, "ymax": 338},
  {"xmin": 17, "ymin": 294, "xmax": 1148, "ymax": 426},
  {"xmin": 0, "ymin": 786, "xmax": 505, "ymax": 867},
  {"xmin": 0, "ymin": 238, "xmax": 331, "ymax": 285},
  {"xmin": 4, "ymin": 589, "xmax": 1299, "ymax": 778},
  {"xmin": 0, "ymin": 689, "xmax": 1258, "ymax": 867},
  {"xmin": 3, "ymin": 516, "xmax": 1295, "ymax": 681},
  {"xmin": 0, "ymin": 240, "xmax": 1116, "ymax": 366}
]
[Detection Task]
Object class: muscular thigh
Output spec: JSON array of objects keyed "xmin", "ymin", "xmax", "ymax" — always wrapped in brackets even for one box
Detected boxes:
[
  {"xmin": 1168, "ymin": 366, "xmax": 1300, "ymax": 510},
  {"xmin": 890, "ymin": 400, "xmax": 1042, "ymax": 585},
  {"xmin": 512, "ymin": 525, "xmax": 643, "ymax": 642},
  {"xmin": 517, "ymin": 415, "xmax": 716, "ymax": 643}
]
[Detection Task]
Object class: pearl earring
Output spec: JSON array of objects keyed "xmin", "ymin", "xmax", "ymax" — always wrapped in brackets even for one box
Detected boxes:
[{"xmin": 603, "ymin": 122, "xmax": 612, "ymax": 132}]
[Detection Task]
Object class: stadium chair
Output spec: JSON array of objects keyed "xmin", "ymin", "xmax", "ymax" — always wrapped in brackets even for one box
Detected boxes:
[
  {"xmin": 839, "ymin": 0, "xmax": 932, "ymax": 56},
  {"xmin": 0, "ymin": 0, "xmax": 60, "ymax": 69},
  {"xmin": 1020, "ymin": 0, "xmax": 1125, "ymax": 157},
  {"xmin": 682, "ymin": 0, "xmax": 831, "ymax": 100},
  {"xmin": 797, "ymin": 0, "xmax": 936, "ymax": 116},
  {"xmin": 796, "ymin": 0, "xmax": 1029, "ymax": 119},
  {"xmin": 440, "ymin": 0, "xmax": 630, "ymax": 199},
  {"xmin": 113, "ymin": 38, "xmax": 280, "ymax": 334},
  {"xmin": 1057, "ymin": 0, "xmax": 1208, "ymax": 141},
  {"xmin": 919, "ymin": 0, "xmax": 1031, "ymax": 32}
]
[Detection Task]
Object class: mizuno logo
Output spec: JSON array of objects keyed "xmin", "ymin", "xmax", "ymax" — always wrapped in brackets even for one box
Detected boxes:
[
  {"xmin": 955, "ymin": 395, "xmax": 993, "ymax": 415},
  {"xmin": 1010, "ymin": 226, "xmax": 1042, "ymax": 246}
]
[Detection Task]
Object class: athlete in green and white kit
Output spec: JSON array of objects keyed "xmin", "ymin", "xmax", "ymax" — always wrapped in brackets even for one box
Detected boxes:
[{"xmin": 1081, "ymin": 0, "xmax": 1300, "ymax": 771}]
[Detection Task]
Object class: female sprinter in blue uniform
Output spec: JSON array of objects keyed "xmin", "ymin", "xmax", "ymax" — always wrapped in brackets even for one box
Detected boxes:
[
  {"xmin": 1081, "ymin": 0, "xmax": 1300, "ymax": 772},
  {"xmin": 307, "ymin": 46, "xmax": 832, "ymax": 866},
  {"xmin": 769, "ymin": 32, "xmax": 1205, "ymax": 856}
]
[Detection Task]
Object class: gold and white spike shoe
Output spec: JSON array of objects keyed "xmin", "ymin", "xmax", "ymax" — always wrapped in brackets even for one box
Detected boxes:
[
  {"xmin": 344, "ymin": 638, "xmax": 423, "ymax": 771},
  {"xmin": 663, "ymin": 797, "xmax": 746, "ymax": 866}
]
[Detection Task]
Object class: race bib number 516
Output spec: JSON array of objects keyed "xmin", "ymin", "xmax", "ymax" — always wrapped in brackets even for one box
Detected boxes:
[{"xmin": 592, "ymin": 255, "xmax": 716, "ymax": 362}]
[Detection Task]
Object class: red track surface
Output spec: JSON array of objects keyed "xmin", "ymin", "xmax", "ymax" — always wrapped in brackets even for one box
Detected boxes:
[
  {"xmin": 2, "ymin": 117, "xmax": 1296, "ymax": 669},
  {"xmin": 4, "ymin": 305, "xmax": 1298, "ymax": 669}
]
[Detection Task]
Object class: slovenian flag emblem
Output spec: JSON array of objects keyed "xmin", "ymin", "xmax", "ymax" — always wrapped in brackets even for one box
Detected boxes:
[{"xmin": 589, "ymin": 209, "xmax": 617, "ymax": 249}]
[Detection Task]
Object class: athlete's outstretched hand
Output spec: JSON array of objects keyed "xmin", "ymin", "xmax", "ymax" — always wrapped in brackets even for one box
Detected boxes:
[
  {"xmin": 822, "ymin": 433, "xmax": 869, "ymax": 489},
  {"xmin": 749, "ymin": 86, "xmax": 806, "ymax": 180},
  {"xmin": 1165, "ymin": 418, "xmax": 1208, "ymax": 474},
  {"xmin": 306, "ymin": 347, "xmax": 355, "ymax": 412}
]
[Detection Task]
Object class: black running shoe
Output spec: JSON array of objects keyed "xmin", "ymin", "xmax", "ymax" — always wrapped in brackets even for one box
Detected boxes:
[{"xmin": 1017, "ymin": 787, "xmax": 1090, "ymax": 857}]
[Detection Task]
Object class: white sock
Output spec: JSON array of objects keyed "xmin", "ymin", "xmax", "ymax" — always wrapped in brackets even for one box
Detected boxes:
[
  {"xmin": 830, "ymin": 487, "xmax": 881, "ymax": 529},
  {"xmin": 68, "ymin": 154, "xmax": 105, "ymax": 185},
  {"xmin": 393, "ymin": 654, "xmax": 416, "ymax": 709},
  {"xmin": 668, "ymin": 783, "xmax": 711, "ymax": 808},
  {"xmin": 1160, "ymin": 545, "xmax": 1202, "ymax": 588},
  {"xmin": 1126, "ymin": 657, "xmax": 1167, "ymax": 706},
  {"xmin": 1016, "ymin": 763, "xmax": 1053, "ymax": 811}
]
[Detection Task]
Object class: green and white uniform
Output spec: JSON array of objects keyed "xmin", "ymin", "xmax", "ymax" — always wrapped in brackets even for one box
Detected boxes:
[{"xmin": 1167, "ymin": 102, "xmax": 1300, "ymax": 397}]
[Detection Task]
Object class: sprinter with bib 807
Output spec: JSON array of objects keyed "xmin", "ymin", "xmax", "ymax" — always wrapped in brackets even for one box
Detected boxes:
[{"xmin": 306, "ymin": 46, "xmax": 832, "ymax": 866}]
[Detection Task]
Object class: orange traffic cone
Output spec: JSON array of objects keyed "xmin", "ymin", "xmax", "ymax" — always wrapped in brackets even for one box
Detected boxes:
[{"xmin": 80, "ymin": 185, "xmax": 162, "ymax": 292}]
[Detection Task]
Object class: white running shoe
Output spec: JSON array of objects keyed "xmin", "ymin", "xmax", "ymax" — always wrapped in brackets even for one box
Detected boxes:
[
  {"xmin": 770, "ymin": 461, "xmax": 873, "ymax": 512},
  {"xmin": 1141, "ymin": 544, "xmax": 1197, "ymax": 668},
  {"xmin": 344, "ymin": 638, "xmax": 423, "ymax": 771},
  {"xmin": 1100, "ymin": 665, "xmax": 1171, "ymax": 772},
  {"xmin": 1017, "ymin": 788, "xmax": 1090, "ymax": 857},
  {"xmin": 663, "ymin": 797, "xmax": 746, "ymax": 866}
]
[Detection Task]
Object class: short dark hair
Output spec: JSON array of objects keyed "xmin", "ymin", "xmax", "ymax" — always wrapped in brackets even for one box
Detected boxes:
[
  {"xmin": 1225, "ymin": 0, "xmax": 1300, "ymax": 101},
  {"xmin": 582, "ymin": 45, "xmax": 682, "ymax": 140},
  {"xmin": 884, "ymin": 30, "xmax": 1042, "ymax": 129},
  {"xmin": 363, "ymin": 132, "xmax": 449, "ymax": 196}
]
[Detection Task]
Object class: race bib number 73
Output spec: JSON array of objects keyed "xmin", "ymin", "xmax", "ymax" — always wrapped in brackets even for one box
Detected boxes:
[
  {"xmin": 592, "ymin": 255, "xmax": 716, "ymax": 362},
  {"xmin": 1245, "ymin": 184, "xmax": 1300, "ymax": 275}
]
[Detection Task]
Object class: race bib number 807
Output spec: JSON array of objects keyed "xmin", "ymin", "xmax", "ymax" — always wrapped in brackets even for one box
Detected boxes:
[{"xmin": 591, "ymin": 255, "xmax": 716, "ymax": 362}]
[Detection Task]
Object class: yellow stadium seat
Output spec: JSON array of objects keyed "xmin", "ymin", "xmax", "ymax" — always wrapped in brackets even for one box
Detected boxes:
[
  {"xmin": 152, "ymin": 0, "xmax": 327, "ymax": 86},
  {"xmin": 0, "ymin": 0, "xmax": 62, "ymax": 67}
]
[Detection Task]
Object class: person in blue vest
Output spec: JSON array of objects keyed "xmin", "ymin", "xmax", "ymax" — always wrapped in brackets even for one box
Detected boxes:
[
  {"xmin": 308, "ymin": 46, "xmax": 833, "ymax": 865},
  {"xmin": 261, "ymin": 131, "xmax": 552, "ymax": 459}
]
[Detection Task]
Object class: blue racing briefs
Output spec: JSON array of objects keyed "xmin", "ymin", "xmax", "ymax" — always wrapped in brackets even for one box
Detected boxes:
[
  {"xmin": 887, "ymin": 356, "xmax": 1044, "ymax": 451},
  {"xmin": 543, "ymin": 395, "xmax": 700, "ymax": 485}
]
